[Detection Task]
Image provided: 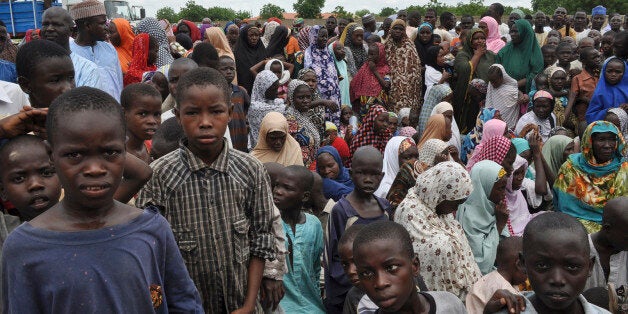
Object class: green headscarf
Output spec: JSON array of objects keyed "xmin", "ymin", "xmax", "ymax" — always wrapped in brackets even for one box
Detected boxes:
[
  {"xmin": 541, "ymin": 135, "xmax": 573, "ymax": 177},
  {"xmin": 496, "ymin": 19, "xmax": 543, "ymax": 93},
  {"xmin": 510, "ymin": 9, "xmax": 525, "ymax": 19}
]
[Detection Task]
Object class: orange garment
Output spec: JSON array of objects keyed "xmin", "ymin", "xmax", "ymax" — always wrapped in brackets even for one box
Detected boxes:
[
  {"xmin": 204, "ymin": 27, "xmax": 234, "ymax": 59},
  {"xmin": 417, "ymin": 114, "xmax": 449, "ymax": 149},
  {"xmin": 286, "ymin": 36, "xmax": 301, "ymax": 55},
  {"xmin": 123, "ymin": 33, "xmax": 157, "ymax": 86},
  {"xmin": 112, "ymin": 18, "xmax": 135, "ymax": 74}
]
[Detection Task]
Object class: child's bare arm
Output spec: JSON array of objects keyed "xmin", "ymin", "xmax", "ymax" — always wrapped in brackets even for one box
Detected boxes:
[
  {"xmin": 114, "ymin": 153, "xmax": 152, "ymax": 204},
  {"xmin": 249, "ymin": 59, "xmax": 267, "ymax": 77},
  {"xmin": 232, "ymin": 256, "xmax": 265, "ymax": 314}
]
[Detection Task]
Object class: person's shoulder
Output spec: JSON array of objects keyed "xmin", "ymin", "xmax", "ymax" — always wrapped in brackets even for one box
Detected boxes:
[
  {"xmin": 151, "ymin": 148, "xmax": 185, "ymax": 172},
  {"xmin": 425, "ymin": 291, "xmax": 466, "ymax": 311},
  {"xmin": 97, "ymin": 40, "xmax": 117, "ymax": 52},
  {"xmin": 228, "ymin": 147, "xmax": 264, "ymax": 170}
]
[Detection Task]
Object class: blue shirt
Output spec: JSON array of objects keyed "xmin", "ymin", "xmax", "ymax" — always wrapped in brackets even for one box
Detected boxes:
[
  {"xmin": 70, "ymin": 52, "xmax": 104, "ymax": 91},
  {"xmin": 1, "ymin": 208, "xmax": 203, "ymax": 313},
  {"xmin": 70, "ymin": 40, "xmax": 123, "ymax": 101},
  {"xmin": 0, "ymin": 60, "xmax": 17, "ymax": 83}
]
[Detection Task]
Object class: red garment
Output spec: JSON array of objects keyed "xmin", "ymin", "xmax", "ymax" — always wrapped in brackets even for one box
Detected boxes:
[
  {"xmin": 174, "ymin": 20, "xmax": 201, "ymax": 42},
  {"xmin": 123, "ymin": 33, "xmax": 157, "ymax": 86},
  {"xmin": 466, "ymin": 136, "xmax": 512, "ymax": 172},
  {"xmin": 267, "ymin": 17, "xmax": 282, "ymax": 25},
  {"xmin": 350, "ymin": 42, "xmax": 390, "ymax": 100},
  {"xmin": 349, "ymin": 105, "xmax": 392, "ymax": 162},
  {"xmin": 331, "ymin": 136, "xmax": 350, "ymax": 159}
]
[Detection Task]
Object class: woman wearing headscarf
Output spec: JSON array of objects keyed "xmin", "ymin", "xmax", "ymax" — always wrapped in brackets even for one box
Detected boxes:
[
  {"xmin": 251, "ymin": 112, "xmax": 303, "ymax": 166},
  {"xmin": 328, "ymin": 41, "xmax": 350, "ymax": 107},
  {"xmin": 204, "ymin": 27, "xmax": 234, "ymax": 59},
  {"xmin": 136, "ymin": 18, "xmax": 174, "ymax": 68},
  {"xmin": 304, "ymin": 26, "xmax": 341, "ymax": 125},
  {"xmin": 285, "ymin": 80, "xmax": 322, "ymax": 167},
  {"xmin": 541, "ymin": 134, "xmax": 575, "ymax": 185},
  {"xmin": 261, "ymin": 21, "xmax": 280, "ymax": 48},
  {"xmin": 505, "ymin": 155, "xmax": 545, "ymax": 237},
  {"xmin": 466, "ymin": 133, "xmax": 516, "ymax": 176},
  {"xmin": 453, "ymin": 28, "xmax": 496, "ymax": 133},
  {"xmin": 174, "ymin": 20, "xmax": 201, "ymax": 42},
  {"xmin": 265, "ymin": 25, "xmax": 290, "ymax": 58},
  {"xmin": 235, "ymin": 25, "xmax": 267, "ymax": 94},
  {"xmin": 496, "ymin": 19, "xmax": 543, "ymax": 93},
  {"xmin": 606, "ymin": 107, "xmax": 628, "ymax": 143},
  {"xmin": 247, "ymin": 70, "xmax": 285, "ymax": 149},
  {"xmin": 349, "ymin": 42, "xmax": 390, "ymax": 118},
  {"xmin": 316, "ymin": 146, "xmax": 354, "ymax": 201},
  {"xmin": 225, "ymin": 22, "xmax": 239, "ymax": 51},
  {"xmin": 554, "ymin": 121, "xmax": 628, "ymax": 233},
  {"xmin": 461, "ymin": 108, "xmax": 500, "ymax": 163},
  {"xmin": 123, "ymin": 34, "xmax": 157, "ymax": 86},
  {"xmin": 395, "ymin": 161, "xmax": 481, "ymax": 300},
  {"xmin": 414, "ymin": 22, "xmax": 435, "ymax": 66},
  {"xmin": 340, "ymin": 23, "xmax": 369, "ymax": 71},
  {"xmin": 417, "ymin": 114, "xmax": 453, "ymax": 151},
  {"xmin": 467, "ymin": 118, "xmax": 508, "ymax": 166},
  {"xmin": 385, "ymin": 19, "xmax": 423, "ymax": 113},
  {"xmin": 486, "ymin": 64, "xmax": 522, "ymax": 130},
  {"xmin": 457, "ymin": 160, "xmax": 509, "ymax": 275},
  {"xmin": 417, "ymin": 84, "xmax": 452, "ymax": 138},
  {"xmin": 479, "ymin": 16, "xmax": 505, "ymax": 53},
  {"xmin": 110, "ymin": 18, "xmax": 135, "ymax": 74},
  {"xmin": 374, "ymin": 136, "xmax": 416, "ymax": 198},
  {"xmin": 349, "ymin": 105, "xmax": 392, "ymax": 161}
]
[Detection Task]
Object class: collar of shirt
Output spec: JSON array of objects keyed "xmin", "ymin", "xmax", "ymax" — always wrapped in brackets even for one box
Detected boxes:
[
  {"xmin": 0, "ymin": 82, "xmax": 14, "ymax": 104},
  {"xmin": 178, "ymin": 138, "xmax": 230, "ymax": 173}
]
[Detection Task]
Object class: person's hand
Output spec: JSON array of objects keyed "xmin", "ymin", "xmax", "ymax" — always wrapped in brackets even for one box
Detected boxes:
[
  {"xmin": 434, "ymin": 150, "xmax": 450, "ymax": 164},
  {"xmin": 474, "ymin": 44, "xmax": 487, "ymax": 57},
  {"xmin": 483, "ymin": 289, "xmax": 526, "ymax": 314},
  {"xmin": 325, "ymin": 100, "xmax": 339, "ymax": 112},
  {"xmin": 528, "ymin": 131, "xmax": 542, "ymax": 155},
  {"xmin": 518, "ymin": 123, "xmax": 538, "ymax": 138},
  {"xmin": 230, "ymin": 307, "xmax": 255, "ymax": 314},
  {"xmin": 260, "ymin": 278, "xmax": 285, "ymax": 311},
  {"xmin": 441, "ymin": 70, "xmax": 452, "ymax": 82},
  {"xmin": 0, "ymin": 107, "xmax": 48, "ymax": 139}
]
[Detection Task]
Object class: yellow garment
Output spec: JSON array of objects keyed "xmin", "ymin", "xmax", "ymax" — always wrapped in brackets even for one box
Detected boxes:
[
  {"xmin": 112, "ymin": 18, "xmax": 135, "ymax": 74},
  {"xmin": 251, "ymin": 112, "xmax": 304, "ymax": 166}
]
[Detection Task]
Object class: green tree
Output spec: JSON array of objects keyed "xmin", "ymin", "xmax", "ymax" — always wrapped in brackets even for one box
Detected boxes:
[
  {"xmin": 260, "ymin": 3, "xmax": 284, "ymax": 19},
  {"xmin": 156, "ymin": 7, "xmax": 178, "ymax": 22},
  {"xmin": 293, "ymin": 0, "xmax": 325, "ymax": 19},
  {"xmin": 206, "ymin": 7, "xmax": 236, "ymax": 21},
  {"xmin": 235, "ymin": 10, "xmax": 251, "ymax": 20},
  {"xmin": 354, "ymin": 9, "xmax": 371, "ymax": 18},
  {"xmin": 379, "ymin": 7, "xmax": 396, "ymax": 17},
  {"xmin": 178, "ymin": 0, "xmax": 208, "ymax": 22},
  {"xmin": 332, "ymin": 6, "xmax": 352, "ymax": 19},
  {"xmin": 531, "ymin": 0, "xmax": 626, "ymax": 15}
]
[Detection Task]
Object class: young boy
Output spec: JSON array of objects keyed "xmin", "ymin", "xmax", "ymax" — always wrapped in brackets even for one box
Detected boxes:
[
  {"xmin": 324, "ymin": 146, "xmax": 392, "ymax": 314},
  {"xmin": 136, "ymin": 68, "xmax": 276, "ymax": 313},
  {"xmin": 2, "ymin": 87, "xmax": 202, "ymax": 312},
  {"xmin": 273, "ymin": 165, "xmax": 325, "ymax": 313},
  {"xmin": 218, "ymin": 55, "xmax": 250, "ymax": 152},
  {"xmin": 338, "ymin": 224, "xmax": 373, "ymax": 314},
  {"xmin": 489, "ymin": 212, "xmax": 609, "ymax": 314},
  {"xmin": 564, "ymin": 47, "xmax": 601, "ymax": 126},
  {"xmin": 541, "ymin": 45, "xmax": 557, "ymax": 69},
  {"xmin": 353, "ymin": 221, "xmax": 466, "ymax": 313},
  {"xmin": 150, "ymin": 117, "xmax": 184, "ymax": 161},
  {"xmin": 467, "ymin": 237, "xmax": 528, "ymax": 313},
  {"xmin": 120, "ymin": 83, "xmax": 162, "ymax": 163}
]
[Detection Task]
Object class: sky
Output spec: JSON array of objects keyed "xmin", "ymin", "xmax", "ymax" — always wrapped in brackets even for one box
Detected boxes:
[{"xmin": 137, "ymin": 0, "xmax": 533, "ymax": 19}]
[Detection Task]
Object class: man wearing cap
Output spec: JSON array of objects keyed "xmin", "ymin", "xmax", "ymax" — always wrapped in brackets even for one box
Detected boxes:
[
  {"xmin": 591, "ymin": 6, "xmax": 606, "ymax": 32},
  {"xmin": 69, "ymin": 0, "xmax": 123, "ymax": 101},
  {"xmin": 362, "ymin": 14, "xmax": 376, "ymax": 40}
]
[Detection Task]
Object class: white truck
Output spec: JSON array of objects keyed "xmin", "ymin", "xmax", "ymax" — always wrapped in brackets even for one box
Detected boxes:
[{"xmin": 62, "ymin": 0, "xmax": 145, "ymax": 23}]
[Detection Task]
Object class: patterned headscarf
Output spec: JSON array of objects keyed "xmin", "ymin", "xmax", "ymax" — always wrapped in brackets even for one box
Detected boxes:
[
  {"xmin": 466, "ymin": 136, "xmax": 513, "ymax": 171},
  {"xmin": 469, "ymin": 78, "xmax": 488, "ymax": 94},
  {"xmin": 608, "ymin": 108, "xmax": 628, "ymax": 140},
  {"xmin": 349, "ymin": 105, "xmax": 392, "ymax": 160},
  {"xmin": 415, "ymin": 138, "xmax": 450, "ymax": 174},
  {"xmin": 340, "ymin": 23, "xmax": 368, "ymax": 70},
  {"xmin": 136, "ymin": 17, "xmax": 174, "ymax": 67},
  {"xmin": 286, "ymin": 79, "xmax": 321, "ymax": 148},
  {"xmin": 399, "ymin": 126, "xmax": 417, "ymax": 137},
  {"xmin": 261, "ymin": 21, "xmax": 280, "ymax": 47}
]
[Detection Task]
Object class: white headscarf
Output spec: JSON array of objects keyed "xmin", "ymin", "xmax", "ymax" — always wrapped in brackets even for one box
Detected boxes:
[
  {"xmin": 485, "ymin": 64, "xmax": 520, "ymax": 130},
  {"xmin": 430, "ymin": 101, "xmax": 461, "ymax": 154},
  {"xmin": 374, "ymin": 136, "xmax": 414, "ymax": 198}
]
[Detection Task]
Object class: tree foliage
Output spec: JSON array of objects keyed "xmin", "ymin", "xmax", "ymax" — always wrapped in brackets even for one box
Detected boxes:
[
  {"xmin": 354, "ymin": 9, "xmax": 371, "ymax": 18},
  {"xmin": 235, "ymin": 10, "xmax": 251, "ymax": 20},
  {"xmin": 531, "ymin": 0, "xmax": 626, "ymax": 15},
  {"xmin": 332, "ymin": 6, "xmax": 352, "ymax": 20},
  {"xmin": 177, "ymin": 1, "xmax": 208, "ymax": 22},
  {"xmin": 379, "ymin": 7, "xmax": 397, "ymax": 17},
  {"xmin": 405, "ymin": 0, "xmax": 530, "ymax": 19},
  {"xmin": 156, "ymin": 7, "xmax": 178, "ymax": 22},
  {"xmin": 260, "ymin": 3, "xmax": 284, "ymax": 19},
  {"xmin": 156, "ymin": 2, "xmax": 251, "ymax": 23},
  {"xmin": 293, "ymin": 0, "xmax": 325, "ymax": 19}
]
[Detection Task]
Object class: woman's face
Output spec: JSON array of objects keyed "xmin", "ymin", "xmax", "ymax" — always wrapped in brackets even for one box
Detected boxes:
[
  {"xmin": 435, "ymin": 198, "xmax": 467, "ymax": 215},
  {"xmin": 264, "ymin": 80, "xmax": 279, "ymax": 99},
  {"xmin": 317, "ymin": 153, "xmax": 340, "ymax": 179},
  {"xmin": 478, "ymin": 21, "xmax": 488, "ymax": 36},
  {"xmin": 488, "ymin": 176, "xmax": 508, "ymax": 204},
  {"xmin": 550, "ymin": 71, "xmax": 567, "ymax": 90},
  {"xmin": 292, "ymin": 85, "xmax": 312, "ymax": 112},
  {"xmin": 606, "ymin": 113, "xmax": 621, "ymax": 130},
  {"xmin": 373, "ymin": 112, "xmax": 390, "ymax": 134},
  {"xmin": 488, "ymin": 69, "xmax": 504, "ymax": 88},
  {"xmin": 316, "ymin": 28, "xmax": 328, "ymax": 48},
  {"xmin": 178, "ymin": 24, "xmax": 190, "ymax": 37},
  {"xmin": 247, "ymin": 27, "xmax": 260, "ymax": 46},
  {"xmin": 533, "ymin": 98, "xmax": 553, "ymax": 120},
  {"xmin": 227, "ymin": 26, "xmax": 239, "ymax": 43},
  {"xmin": 390, "ymin": 24, "xmax": 405, "ymax": 42},
  {"xmin": 108, "ymin": 22, "xmax": 120, "ymax": 46},
  {"xmin": 302, "ymin": 72, "xmax": 317, "ymax": 90},
  {"xmin": 333, "ymin": 42, "xmax": 346, "ymax": 60},
  {"xmin": 511, "ymin": 164, "xmax": 526, "ymax": 190},
  {"xmin": 509, "ymin": 24, "xmax": 521, "ymax": 44},
  {"xmin": 443, "ymin": 118, "xmax": 453, "ymax": 141},
  {"xmin": 591, "ymin": 132, "xmax": 617, "ymax": 164},
  {"xmin": 351, "ymin": 28, "xmax": 364, "ymax": 46},
  {"xmin": 419, "ymin": 27, "xmax": 432, "ymax": 43},
  {"xmin": 563, "ymin": 141, "xmax": 575, "ymax": 161},
  {"xmin": 398, "ymin": 146, "xmax": 418, "ymax": 166},
  {"xmin": 471, "ymin": 31, "xmax": 487, "ymax": 49},
  {"xmin": 266, "ymin": 130, "xmax": 286, "ymax": 152}
]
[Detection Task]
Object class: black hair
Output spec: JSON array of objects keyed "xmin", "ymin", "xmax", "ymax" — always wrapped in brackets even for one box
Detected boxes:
[
  {"xmin": 534, "ymin": 72, "xmax": 548, "ymax": 82},
  {"xmin": 490, "ymin": 3, "xmax": 504, "ymax": 16},
  {"xmin": 339, "ymin": 224, "xmax": 365, "ymax": 249},
  {"xmin": 151, "ymin": 117, "xmax": 184, "ymax": 159},
  {"xmin": 351, "ymin": 145, "xmax": 383, "ymax": 169},
  {"xmin": 408, "ymin": 11, "xmax": 420, "ymax": 19},
  {"xmin": 16, "ymin": 40, "xmax": 70, "ymax": 79},
  {"xmin": 432, "ymin": 34, "xmax": 442, "ymax": 41},
  {"xmin": 327, "ymin": 16, "xmax": 336, "ymax": 21},
  {"xmin": 425, "ymin": 45, "xmax": 444, "ymax": 71},
  {"xmin": 0, "ymin": 20, "xmax": 5, "ymax": 28},
  {"xmin": 120, "ymin": 83, "xmax": 161, "ymax": 110},
  {"xmin": 439, "ymin": 12, "xmax": 454, "ymax": 25},
  {"xmin": 606, "ymin": 57, "xmax": 626, "ymax": 71},
  {"xmin": 425, "ymin": 8, "xmax": 437, "ymax": 16},
  {"xmin": 461, "ymin": 14, "xmax": 473, "ymax": 20},
  {"xmin": 190, "ymin": 42, "xmax": 219, "ymax": 69},
  {"xmin": 579, "ymin": 47, "xmax": 597, "ymax": 61},
  {"xmin": 46, "ymin": 87, "xmax": 124, "ymax": 145},
  {"xmin": 353, "ymin": 221, "xmax": 414, "ymax": 259},
  {"xmin": 555, "ymin": 42, "xmax": 572, "ymax": 52},
  {"xmin": 175, "ymin": 33, "xmax": 193, "ymax": 50},
  {"xmin": 541, "ymin": 44, "xmax": 556, "ymax": 53},
  {"xmin": 0, "ymin": 135, "xmax": 47, "ymax": 176},
  {"xmin": 284, "ymin": 165, "xmax": 314, "ymax": 191},
  {"xmin": 522, "ymin": 212, "xmax": 589, "ymax": 257},
  {"xmin": 495, "ymin": 236, "xmax": 522, "ymax": 267},
  {"xmin": 174, "ymin": 67, "xmax": 230, "ymax": 106}
]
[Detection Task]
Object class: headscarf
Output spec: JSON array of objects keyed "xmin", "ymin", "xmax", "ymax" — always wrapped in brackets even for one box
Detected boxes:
[
  {"xmin": 586, "ymin": 57, "xmax": 628, "ymax": 124},
  {"xmin": 158, "ymin": 19, "xmax": 174, "ymax": 41},
  {"xmin": 199, "ymin": 23, "xmax": 212, "ymax": 38},
  {"xmin": 470, "ymin": 118, "xmax": 508, "ymax": 159},
  {"xmin": 417, "ymin": 84, "xmax": 452, "ymax": 137},
  {"xmin": 266, "ymin": 25, "xmax": 290, "ymax": 58},
  {"xmin": 457, "ymin": 159, "xmax": 507, "ymax": 274},
  {"xmin": 350, "ymin": 42, "xmax": 390, "ymax": 100},
  {"xmin": 0, "ymin": 33, "xmax": 17, "ymax": 63},
  {"xmin": 431, "ymin": 101, "xmax": 461, "ymax": 154},
  {"xmin": 349, "ymin": 105, "xmax": 392, "ymax": 159},
  {"xmin": 248, "ymin": 70, "xmax": 284, "ymax": 149},
  {"xmin": 264, "ymin": 59, "xmax": 290, "ymax": 84},
  {"xmin": 175, "ymin": 20, "xmax": 201, "ymax": 42},
  {"xmin": 136, "ymin": 18, "xmax": 174, "ymax": 67},
  {"xmin": 511, "ymin": 138, "xmax": 530, "ymax": 155},
  {"xmin": 316, "ymin": 146, "xmax": 354, "ymax": 201},
  {"xmin": 111, "ymin": 18, "xmax": 135, "ymax": 74},
  {"xmin": 480, "ymin": 16, "xmax": 505, "ymax": 53},
  {"xmin": 496, "ymin": 19, "xmax": 543, "ymax": 93},
  {"xmin": 298, "ymin": 26, "xmax": 312, "ymax": 51},
  {"xmin": 395, "ymin": 161, "xmax": 480, "ymax": 299},
  {"xmin": 424, "ymin": 45, "xmax": 444, "ymax": 72},
  {"xmin": 305, "ymin": 25, "xmax": 341, "ymax": 124},
  {"xmin": 506, "ymin": 155, "xmax": 543, "ymax": 236},
  {"xmin": 251, "ymin": 112, "xmax": 303, "ymax": 166},
  {"xmin": 466, "ymin": 135, "xmax": 512, "ymax": 171},
  {"xmin": 415, "ymin": 139, "xmax": 450, "ymax": 174},
  {"xmin": 414, "ymin": 22, "xmax": 434, "ymax": 64},
  {"xmin": 261, "ymin": 21, "xmax": 280, "ymax": 47},
  {"xmin": 541, "ymin": 135, "xmax": 573, "ymax": 177},
  {"xmin": 235, "ymin": 25, "xmax": 267, "ymax": 94},
  {"xmin": 554, "ymin": 121, "xmax": 628, "ymax": 229},
  {"xmin": 461, "ymin": 108, "xmax": 499, "ymax": 163},
  {"xmin": 204, "ymin": 27, "xmax": 234, "ymax": 59},
  {"xmin": 417, "ymin": 114, "xmax": 449, "ymax": 149},
  {"xmin": 385, "ymin": 19, "xmax": 423, "ymax": 113},
  {"xmin": 398, "ymin": 108, "xmax": 411, "ymax": 124},
  {"xmin": 123, "ymin": 33, "xmax": 157, "ymax": 86},
  {"xmin": 341, "ymin": 23, "xmax": 368, "ymax": 70},
  {"xmin": 399, "ymin": 126, "xmax": 417, "ymax": 137},
  {"xmin": 285, "ymin": 79, "xmax": 321, "ymax": 164},
  {"xmin": 329, "ymin": 41, "xmax": 351, "ymax": 106},
  {"xmin": 608, "ymin": 107, "xmax": 628, "ymax": 140},
  {"xmin": 510, "ymin": 9, "xmax": 525, "ymax": 19},
  {"xmin": 374, "ymin": 136, "xmax": 415, "ymax": 198},
  {"xmin": 485, "ymin": 64, "xmax": 520, "ymax": 129}
]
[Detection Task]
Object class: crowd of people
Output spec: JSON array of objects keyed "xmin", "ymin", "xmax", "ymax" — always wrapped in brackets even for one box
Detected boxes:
[{"xmin": 0, "ymin": 0, "xmax": 626, "ymax": 313}]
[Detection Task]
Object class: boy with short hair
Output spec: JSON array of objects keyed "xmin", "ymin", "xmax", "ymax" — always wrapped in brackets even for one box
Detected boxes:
[
  {"xmin": 273, "ymin": 165, "xmax": 325, "ymax": 313},
  {"xmin": 218, "ymin": 55, "xmax": 249, "ymax": 152},
  {"xmin": 564, "ymin": 47, "xmax": 601, "ymax": 127},
  {"xmin": 150, "ymin": 117, "xmax": 184, "ymax": 161},
  {"xmin": 466, "ymin": 237, "xmax": 528, "ymax": 313},
  {"xmin": 338, "ymin": 224, "xmax": 373, "ymax": 314},
  {"xmin": 136, "ymin": 68, "xmax": 276, "ymax": 313},
  {"xmin": 2, "ymin": 87, "xmax": 203, "ymax": 312},
  {"xmin": 353, "ymin": 221, "xmax": 466, "ymax": 313},
  {"xmin": 120, "ymin": 83, "xmax": 162, "ymax": 163}
]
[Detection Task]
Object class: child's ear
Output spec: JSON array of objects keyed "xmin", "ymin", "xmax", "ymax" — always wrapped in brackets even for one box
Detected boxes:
[
  {"xmin": 412, "ymin": 254, "xmax": 420, "ymax": 277},
  {"xmin": 517, "ymin": 252, "xmax": 527, "ymax": 275},
  {"xmin": 17, "ymin": 76, "xmax": 31, "ymax": 95},
  {"xmin": 302, "ymin": 191, "xmax": 310, "ymax": 204},
  {"xmin": 587, "ymin": 256, "xmax": 595, "ymax": 277},
  {"xmin": 173, "ymin": 107, "xmax": 180, "ymax": 122}
]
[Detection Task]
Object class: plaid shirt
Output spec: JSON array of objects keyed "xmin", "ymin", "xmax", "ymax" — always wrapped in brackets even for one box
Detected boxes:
[{"xmin": 136, "ymin": 139, "xmax": 275, "ymax": 313}]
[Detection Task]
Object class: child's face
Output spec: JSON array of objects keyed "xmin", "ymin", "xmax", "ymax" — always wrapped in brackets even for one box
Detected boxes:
[
  {"xmin": 401, "ymin": 116, "xmax": 409, "ymax": 127},
  {"xmin": 125, "ymin": 95, "xmax": 162, "ymax": 141},
  {"xmin": 265, "ymin": 81, "xmax": 279, "ymax": 100},
  {"xmin": 317, "ymin": 153, "xmax": 339, "ymax": 179},
  {"xmin": 218, "ymin": 59, "xmax": 236, "ymax": 83},
  {"xmin": 354, "ymin": 239, "xmax": 419, "ymax": 313},
  {"xmin": 292, "ymin": 85, "xmax": 312, "ymax": 112},
  {"xmin": 535, "ymin": 76, "xmax": 549, "ymax": 90},
  {"xmin": 302, "ymin": 72, "xmax": 317, "ymax": 90},
  {"xmin": 21, "ymin": 56, "xmax": 75, "ymax": 108},
  {"xmin": 51, "ymin": 112, "xmax": 125, "ymax": 210},
  {"xmin": 341, "ymin": 107, "xmax": 353, "ymax": 124},
  {"xmin": 550, "ymin": 71, "xmax": 567, "ymax": 91},
  {"xmin": 488, "ymin": 70, "xmax": 504, "ymax": 89},
  {"xmin": 605, "ymin": 60, "xmax": 625, "ymax": 85},
  {"xmin": 556, "ymin": 47, "xmax": 572, "ymax": 65},
  {"xmin": 520, "ymin": 231, "xmax": 593, "ymax": 312},
  {"xmin": 387, "ymin": 116, "xmax": 398, "ymax": 134},
  {"xmin": 269, "ymin": 62, "xmax": 283, "ymax": 80},
  {"xmin": 0, "ymin": 143, "xmax": 61, "ymax": 221},
  {"xmin": 543, "ymin": 49, "xmax": 557, "ymax": 67},
  {"xmin": 338, "ymin": 241, "xmax": 360, "ymax": 286},
  {"xmin": 333, "ymin": 43, "xmax": 346, "ymax": 61},
  {"xmin": 373, "ymin": 112, "xmax": 390, "ymax": 135},
  {"xmin": 175, "ymin": 85, "xmax": 231, "ymax": 156},
  {"xmin": 511, "ymin": 164, "xmax": 526, "ymax": 190},
  {"xmin": 350, "ymin": 156, "xmax": 383, "ymax": 195},
  {"xmin": 488, "ymin": 175, "xmax": 508, "ymax": 204},
  {"xmin": 398, "ymin": 146, "xmax": 418, "ymax": 166},
  {"xmin": 368, "ymin": 45, "xmax": 379, "ymax": 62},
  {"xmin": 272, "ymin": 170, "xmax": 306, "ymax": 211}
]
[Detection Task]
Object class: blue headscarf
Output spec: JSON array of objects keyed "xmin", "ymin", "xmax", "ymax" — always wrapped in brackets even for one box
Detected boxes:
[
  {"xmin": 585, "ymin": 57, "xmax": 628, "ymax": 124},
  {"xmin": 316, "ymin": 146, "xmax": 354, "ymax": 201},
  {"xmin": 224, "ymin": 21, "xmax": 235, "ymax": 33},
  {"xmin": 511, "ymin": 138, "xmax": 530, "ymax": 154},
  {"xmin": 572, "ymin": 121, "xmax": 626, "ymax": 177}
]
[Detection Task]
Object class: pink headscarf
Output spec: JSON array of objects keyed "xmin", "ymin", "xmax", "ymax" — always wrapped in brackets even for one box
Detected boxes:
[
  {"xmin": 506, "ymin": 155, "xmax": 544, "ymax": 236},
  {"xmin": 480, "ymin": 16, "xmax": 505, "ymax": 53},
  {"xmin": 466, "ymin": 119, "xmax": 508, "ymax": 169}
]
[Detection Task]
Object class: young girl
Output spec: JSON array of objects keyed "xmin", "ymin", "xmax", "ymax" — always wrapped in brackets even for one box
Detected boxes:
[
  {"xmin": 247, "ymin": 70, "xmax": 285, "ymax": 149},
  {"xmin": 329, "ymin": 41, "xmax": 351, "ymax": 106},
  {"xmin": 545, "ymin": 66, "xmax": 571, "ymax": 129},
  {"xmin": 423, "ymin": 45, "xmax": 451, "ymax": 99},
  {"xmin": 316, "ymin": 146, "xmax": 354, "ymax": 201},
  {"xmin": 348, "ymin": 105, "xmax": 392, "ymax": 161},
  {"xmin": 123, "ymin": 34, "xmax": 158, "ymax": 86},
  {"xmin": 285, "ymin": 80, "xmax": 321, "ymax": 167},
  {"xmin": 586, "ymin": 57, "xmax": 628, "ymax": 123},
  {"xmin": 485, "ymin": 64, "xmax": 526, "ymax": 130},
  {"xmin": 349, "ymin": 42, "xmax": 390, "ymax": 118}
]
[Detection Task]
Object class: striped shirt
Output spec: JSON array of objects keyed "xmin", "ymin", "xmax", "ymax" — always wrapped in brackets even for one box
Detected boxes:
[{"xmin": 136, "ymin": 139, "xmax": 275, "ymax": 313}]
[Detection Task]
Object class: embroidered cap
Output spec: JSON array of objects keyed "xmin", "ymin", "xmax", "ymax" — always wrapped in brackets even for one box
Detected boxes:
[{"xmin": 70, "ymin": 0, "xmax": 106, "ymax": 20}]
